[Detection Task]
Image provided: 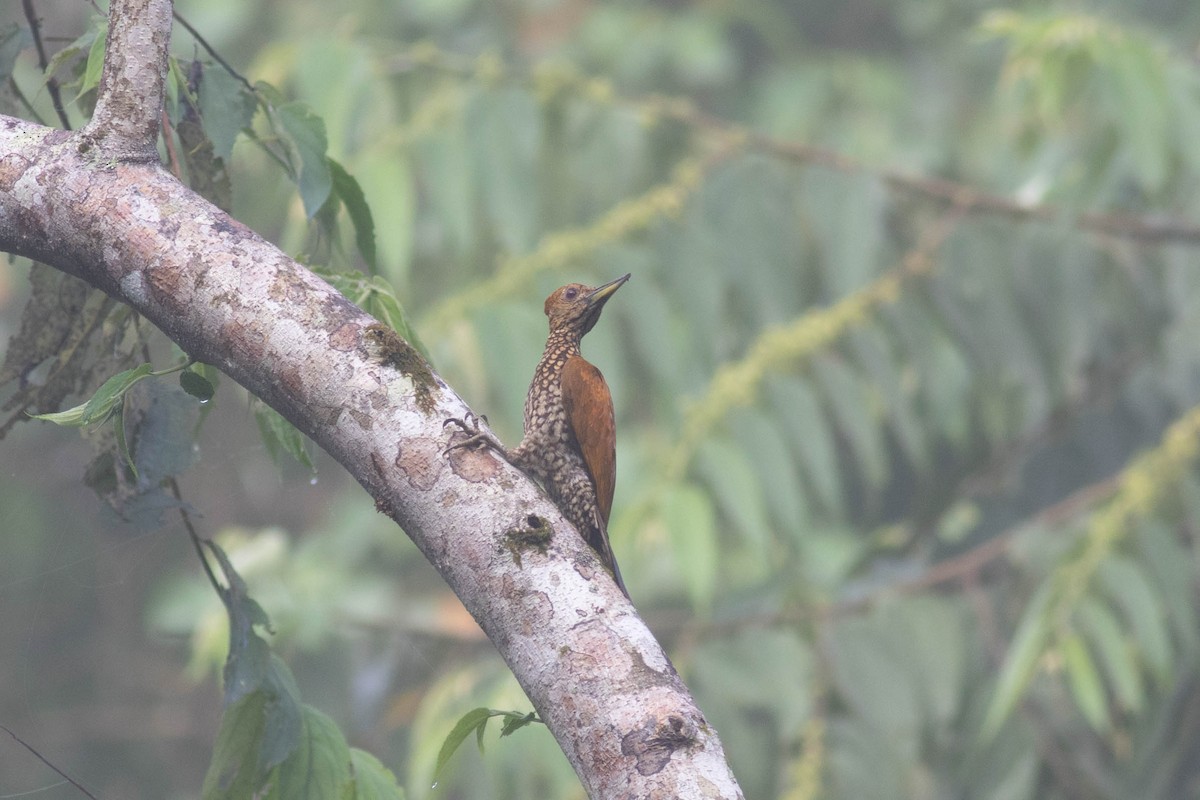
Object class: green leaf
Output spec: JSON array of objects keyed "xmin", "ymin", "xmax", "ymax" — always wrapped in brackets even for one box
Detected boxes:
[
  {"xmin": 346, "ymin": 749, "xmax": 405, "ymax": 800},
  {"xmin": 27, "ymin": 401, "xmax": 89, "ymax": 426},
  {"xmin": 204, "ymin": 540, "xmax": 276, "ymax": 705},
  {"xmin": 83, "ymin": 363, "xmax": 155, "ymax": 424},
  {"xmin": 181, "ymin": 369, "xmax": 216, "ymax": 402},
  {"xmin": 254, "ymin": 401, "xmax": 316, "ymax": 473},
  {"xmin": 660, "ymin": 482, "xmax": 719, "ymax": 611},
  {"xmin": 329, "ymin": 159, "xmax": 377, "ymax": 273},
  {"xmin": 729, "ymin": 408, "xmax": 810, "ymax": 539},
  {"xmin": 1076, "ymin": 597, "xmax": 1144, "ymax": 713},
  {"xmin": 199, "ymin": 66, "xmax": 257, "ymax": 163},
  {"xmin": 203, "ymin": 690, "xmax": 271, "ymax": 800},
  {"xmin": 498, "ymin": 711, "xmax": 538, "ymax": 737},
  {"xmin": 42, "ymin": 28, "xmax": 95, "ymax": 87},
  {"xmin": 31, "ymin": 363, "xmax": 155, "ymax": 427},
  {"xmin": 1060, "ymin": 632, "xmax": 1109, "ymax": 731},
  {"xmin": 78, "ymin": 22, "xmax": 107, "ymax": 99},
  {"xmin": 764, "ymin": 376, "xmax": 842, "ymax": 516},
  {"xmin": 273, "ymin": 705, "xmax": 353, "ymax": 799},
  {"xmin": 890, "ymin": 596, "xmax": 967, "ymax": 726},
  {"xmin": 277, "ymin": 101, "xmax": 333, "ymax": 217},
  {"xmin": 983, "ymin": 581, "xmax": 1054, "ymax": 738},
  {"xmin": 112, "ymin": 406, "xmax": 136, "ymax": 480},
  {"xmin": 813, "ymin": 355, "xmax": 889, "ymax": 492},
  {"xmin": 434, "ymin": 708, "xmax": 493, "ymax": 779},
  {"xmin": 1095, "ymin": 556, "xmax": 1172, "ymax": 683},
  {"xmin": 829, "ymin": 615, "xmax": 921, "ymax": 741},
  {"xmin": 1135, "ymin": 517, "xmax": 1200, "ymax": 655},
  {"xmin": 694, "ymin": 438, "xmax": 772, "ymax": 552}
]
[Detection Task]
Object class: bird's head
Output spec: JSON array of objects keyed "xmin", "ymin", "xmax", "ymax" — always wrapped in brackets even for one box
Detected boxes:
[{"xmin": 544, "ymin": 273, "xmax": 630, "ymax": 337}]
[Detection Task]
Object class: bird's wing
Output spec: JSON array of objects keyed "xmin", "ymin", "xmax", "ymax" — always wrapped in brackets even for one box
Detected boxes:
[{"xmin": 561, "ymin": 355, "xmax": 616, "ymax": 524}]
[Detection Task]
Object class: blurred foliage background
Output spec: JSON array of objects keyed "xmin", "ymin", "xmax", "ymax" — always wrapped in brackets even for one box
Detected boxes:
[{"xmin": 3, "ymin": 0, "xmax": 1200, "ymax": 798}]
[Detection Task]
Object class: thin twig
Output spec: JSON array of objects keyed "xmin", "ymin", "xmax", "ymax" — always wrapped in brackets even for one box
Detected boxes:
[
  {"xmin": 670, "ymin": 104, "xmax": 1200, "ymax": 246},
  {"xmin": 167, "ymin": 476, "xmax": 222, "ymax": 596},
  {"xmin": 0, "ymin": 724, "xmax": 100, "ymax": 800},
  {"xmin": 20, "ymin": 0, "xmax": 71, "ymax": 130},
  {"xmin": 171, "ymin": 11, "xmax": 255, "ymax": 92}
]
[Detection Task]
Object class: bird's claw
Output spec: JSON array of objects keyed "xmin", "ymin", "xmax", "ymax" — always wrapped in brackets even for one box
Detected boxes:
[{"xmin": 442, "ymin": 412, "xmax": 495, "ymax": 457}]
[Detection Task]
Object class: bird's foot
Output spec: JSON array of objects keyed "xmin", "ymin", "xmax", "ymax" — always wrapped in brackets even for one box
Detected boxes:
[{"xmin": 442, "ymin": 412, "xmax": 500, "ymax": 456}]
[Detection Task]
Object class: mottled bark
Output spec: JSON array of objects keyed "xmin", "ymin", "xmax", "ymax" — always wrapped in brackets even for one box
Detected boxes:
[{"xmin": 0, "ymin": 2, "xmax": 744, "ymax": 798}]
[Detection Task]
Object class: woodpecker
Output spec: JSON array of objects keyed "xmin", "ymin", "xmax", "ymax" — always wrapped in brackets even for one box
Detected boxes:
[{"xmin": 446, "ymin": 274, "xmax": 630, "ymax": 597}]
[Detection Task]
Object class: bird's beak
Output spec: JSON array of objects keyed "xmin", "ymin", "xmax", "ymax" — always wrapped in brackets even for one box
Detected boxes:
[{"xmin": 586, "ymin": 273, "xmax": 631, "ymax": 307}]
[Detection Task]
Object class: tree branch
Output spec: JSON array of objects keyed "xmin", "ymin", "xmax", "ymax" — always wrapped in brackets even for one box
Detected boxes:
[
  {"xmin": 0, "ymin": 5, "xmax": 744, "ymax": 799},
  {"xmin": 81, "ymin": 0, "xmax": 172, "ymax": 161}
]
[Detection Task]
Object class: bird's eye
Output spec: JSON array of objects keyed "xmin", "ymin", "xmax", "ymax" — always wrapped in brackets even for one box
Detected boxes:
[{"xmin": 565, "ymin": 287, "xmax": 578, "ymax": 300}]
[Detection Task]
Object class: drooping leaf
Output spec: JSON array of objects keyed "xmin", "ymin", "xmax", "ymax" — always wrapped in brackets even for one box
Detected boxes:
[
  {"xmin": 983, "ymin": 580, "xmax": 1054, "ymax": 738},
  {"xmin": 346, "ymin": 749, "xmax": 405, "ymax": 800},
  {"xmin": 254, "ymin": 401, "xmax": 316, "ymax": 474},
  {"xmin": 78, "ymin": 21, "xmax": 106, "ymax": 99},
  {"xmin": 1076, "ymin": 596, "xmax": 1144, "ymax": 713},
  {"xmin": 277, "ymin": 101, "xmax": 333, "ymax": 217},
  {"xmin": 694, "ymin": 437, "xmax": 772, "ymax": 552},
  {"xmin": 328, "ymin": 158, "xmax": 377, "ymax": 273},
  {"xmin": 1060, "ymin": 632, "xmax": 1109, "ymax": 731},
  {"xmin": 181, "ymin": 369, "xmax": 216, "ymax": 402},
  {"xmin": 434, "ymin": 707, "xmax": 494, "ymax": 779},
  {"xmin": 202, "ymin": 689, "xmax": 271, "ymax": 800},
  {"xmin": 813, "ymin": 355, "xmax": 889, "ymax": 493},
  {"xmin": 764, "ymin": 375, "xmax": 843, "ymax": 516},
  {"xmin": 1095, "ymin": 555, "xmax": 1172, "ymax": 683},
  {"xmin": 273, "ymin": 705, "xmax": 353, "ymax": 799},
  {"xmin": 199, "ymin": 66, "xmax": 257, "ymax": 163}
]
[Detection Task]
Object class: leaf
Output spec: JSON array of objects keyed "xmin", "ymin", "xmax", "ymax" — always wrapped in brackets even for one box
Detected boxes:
[
  {"xmin": 498, "ymin": 711, "xmax": 538, "ymax": 737},
  {"xmin": 78, "ymin": 22, "xmax": 106, "ymax": 99},
  {"xmin": 813, "ymin": 355, "xmax": 889, "ymax": 492},
  {"xmin": 112, "ymin": 406, "xmax": 136, "ymax": 479},
  {"xmin": 890, "ymin": 596, "xmax": 967, "ymax": 726},
  {"xmin": 1134, "ymin": 517, "xmax": 1200, "ymax": 655},
  {"xmin": 1095, "ymin": 555, "xmax": 1172, "ymax": 683},
  {"xmin": 82, "ymin": 363, "xmax": 155, "ymax": 424},
  {"xmin": 829, "ymin": 616, "xmax": 921, "ymax": 741},
  {"xmin": 328, "ymin": 159, "xmax": 377, "ymax": 273},
  {"xmin": 660, "ymin": 482, "xmax": 719, "ymax": 611},
  {"xmin": 203, "ymin": 690, "xmax": 271, "ymax": 800},
  {"xmin": 254, "ymin": 401, "xmax": 316, "ymax": 474},
  {"xmin": 277, "ymin": 101, "xmax": 333, "ymax": 217},
  {"xmin": 691, "ymin": 629, "xmax": 813, "ymax": 737},
  {"xmin": 181, "ymin": 369, "xmax": 216, "ymax": 402},
  {"xmin": 434, "ymin": 707, "xmax": 493, "ymax": 779},
  {"xmin": 729, "ymin": 408, "xmax": 810, "ymax": 539},
  {"xmin": 1076, "ymin": 597, "xmax": 1144, "ymax": 713},
  {"xmin": 764, "ymin": 375, "xmax": 843, "ymax": 516},
  {"xmin": 273, "ymin": 705, "xmax": 353, "ymax": 800},
  {"xmin": 30, "ymin": 363, "xmax": 154, "ymax": 427},
  {"xmin": 132, "ymin": 379, "xmax": 201, "ymax": 485},
  {"xmin": 346, "ymin": 749, "xmax": 405, "ymax": 800},
  {"xmin": 205, "ymin": 539, "xmax": 275, "ymax": 705},
  {"xmin": 1060, "ymin": 632, "xmax": 1109, "ymax": 731},
  {"xmin": 42, "ymin": 28, "xmax": 95, "ymax": 86},
  {"xmin": 199, "ymin": 66, "xmax": 257, "ymax": 163},
  {"xmin": 983, "ymin": 581, "xmax": 1054, "ymax": 738},
  {"xmin": 694, "ymin": 437, "xmax": 772, "ymax": 552}
]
